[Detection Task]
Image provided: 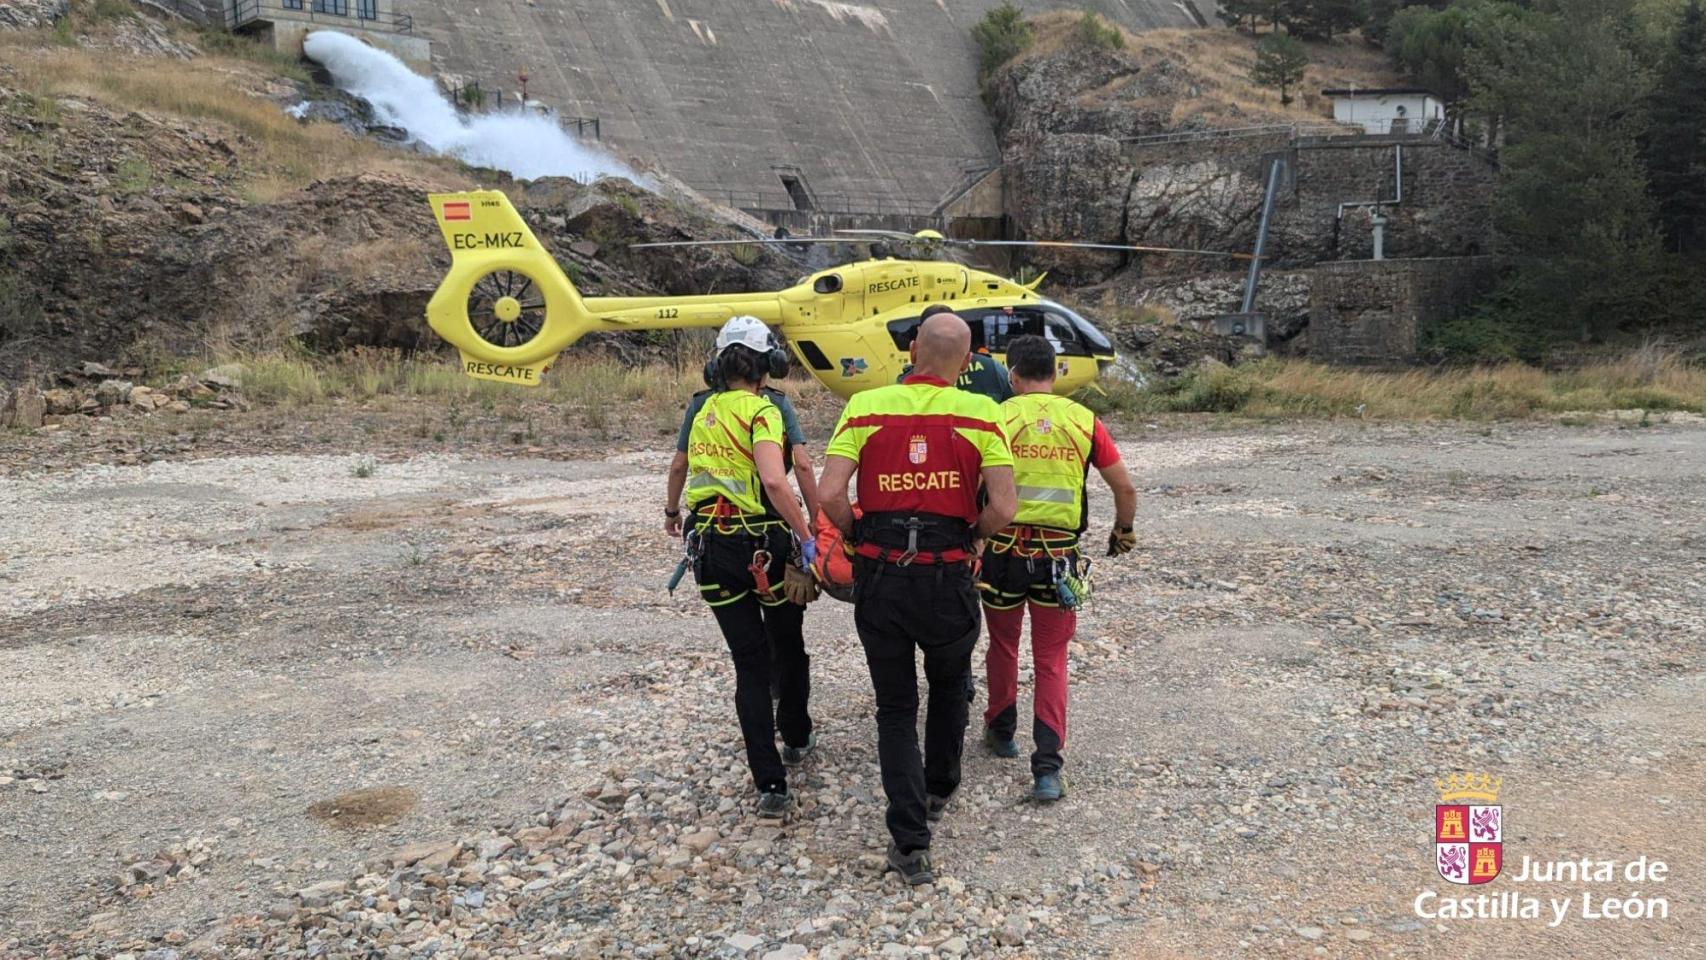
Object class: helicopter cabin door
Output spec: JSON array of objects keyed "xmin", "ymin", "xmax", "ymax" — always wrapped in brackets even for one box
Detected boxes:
[
  {"xmin": 960, "ymin": 305, "xmax": 1101, "ymax": 394},
  {"xmin": 805, "ymin": 271, "xmax": 862, "ymax": 326}
]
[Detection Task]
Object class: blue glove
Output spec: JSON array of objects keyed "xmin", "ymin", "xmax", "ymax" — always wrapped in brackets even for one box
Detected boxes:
[{"xmin": 798, "ymin": 538, "xmax": 819, "ymax": 570}]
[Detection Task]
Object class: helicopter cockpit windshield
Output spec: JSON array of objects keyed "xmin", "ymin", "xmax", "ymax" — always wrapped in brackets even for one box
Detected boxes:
[{"xmin": 884, "ymin": 301, "xmax": 1114, "ymax": 358}]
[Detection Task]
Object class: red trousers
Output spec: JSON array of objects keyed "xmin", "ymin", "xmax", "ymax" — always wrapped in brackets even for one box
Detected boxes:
[{"xmin": 982, "ymin": 601, "xmax": 1075, "ymax": 776}]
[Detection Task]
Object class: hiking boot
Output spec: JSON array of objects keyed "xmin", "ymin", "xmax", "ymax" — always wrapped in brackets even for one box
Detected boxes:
[
  {"xmin": 887, "ymin": 842, "xmax": 935, "ymax": 886},
  {"xmin": 1032, "ymin": 773, "xmax": 1066, "ymax": 803},
  {"xmin": 756, "ymin": 790, "xmax": 796, "ymax": 819},
  {"xmin": 781, "ymin": 732, "xmax": 817, "ymax": 767},
  {"xmin": 983, "ymin": 726, "xmax": 1020, "ymax": 759},
  {"xmin": 926, "ymin": 793, "xmax": 951, "ymax": 823}
]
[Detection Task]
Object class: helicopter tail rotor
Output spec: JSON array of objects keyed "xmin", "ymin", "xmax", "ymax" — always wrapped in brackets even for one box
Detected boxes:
[{"xmin": 426, "ymin": 190, "xmax": 597, "ymax": 386}]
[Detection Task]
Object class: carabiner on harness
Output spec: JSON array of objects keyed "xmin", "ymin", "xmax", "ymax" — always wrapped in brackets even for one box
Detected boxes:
[
  {"xmin": 667, "ymin": 528, "xmax": 704, "ymax": 594},
  {"xmin": 896, "ymin": 518, "xmax": 922, "ymax": 568}
]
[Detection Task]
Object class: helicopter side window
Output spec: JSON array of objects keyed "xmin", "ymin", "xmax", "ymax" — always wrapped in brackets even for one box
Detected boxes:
[
  {"xmin": 886, "ymin": 316, "xmax": 922, "ymax": 351},
  {"xmin": 813, "ymin": 274, "xmax": 843, "ymax": 295},
  {"xmin": 960, "ymin": 307, "xmax": 1043, "ymax": 353}
]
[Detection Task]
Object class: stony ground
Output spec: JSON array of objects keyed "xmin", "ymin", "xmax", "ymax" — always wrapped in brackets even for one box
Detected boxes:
[{"xmin": 1, "ymin": 407, "xmax": 1702, "ymax": 959}]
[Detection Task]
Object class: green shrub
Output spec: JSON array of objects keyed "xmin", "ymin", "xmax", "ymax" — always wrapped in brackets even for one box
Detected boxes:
[
  {"xmin": 1171, "ymin": 363, "xmax": 1258, "ymax": 412},
  {"xmin": 1074, "ymin": 12, "xmax": 1125, "ymax": 50},
  {"xmin": 972, "ymin": 2, "xmax": 1034, "ymax": 78},
  {"xmin": 1422, "ymin": 310, "xmax": 1521, "ymax": 362}
]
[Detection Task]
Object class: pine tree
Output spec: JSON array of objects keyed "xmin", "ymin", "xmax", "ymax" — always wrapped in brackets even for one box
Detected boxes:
[
  {"xmin": 1251, "ymin": 32, "xmax": 1310, "ymax": 105},
  {"xmin": 1290, "ymin": 0, "xmax": 1367, "ymax": 40},
  {"xmin": 1643, "ymin": 0, "xmax": 1706, "ymax": 252},
  {"xmin": 1469, "ymin": 0, "xmax": 1664, "ymax": 342},
  {"xmin": 1219, "ymin": 0, "xmax": 1270, "ymax": 34}
]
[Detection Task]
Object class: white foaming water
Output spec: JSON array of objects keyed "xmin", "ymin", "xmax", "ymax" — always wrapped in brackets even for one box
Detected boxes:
[{"xmin": 301, "ymin": 31, "xmax": 642, "ymax": 184}]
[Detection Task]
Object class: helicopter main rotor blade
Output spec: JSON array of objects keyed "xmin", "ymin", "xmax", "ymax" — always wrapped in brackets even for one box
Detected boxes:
[
  {"xmin": 831, "ymin": 228, "xmax": 922, "ymax": 240},
  {"xmin": 962, "ymin": 239, "xmax": 1254, "ymax": 260},
  {"xmin": 628, "ymin": 237, "xmax": 877, "ymax": 249}
]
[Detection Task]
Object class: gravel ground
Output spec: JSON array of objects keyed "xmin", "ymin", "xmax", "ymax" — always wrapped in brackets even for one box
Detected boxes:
[{"xmin": 0, "ymin": 411, "xmax": 1702, "ymax": 959}]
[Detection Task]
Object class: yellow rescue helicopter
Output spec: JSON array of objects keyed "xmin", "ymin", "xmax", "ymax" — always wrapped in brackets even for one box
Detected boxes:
[{"xmin": 424, "ymin": 190, "xmax": 1249, "ymax": 399}]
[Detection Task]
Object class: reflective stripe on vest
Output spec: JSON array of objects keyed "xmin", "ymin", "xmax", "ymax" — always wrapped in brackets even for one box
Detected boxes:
[
  {"xmin": 1002, "ymin": 392, "xmax": 1094, "ymax": 531},
  {"xmin": 1014, "ymin": 484, "xmax": 1076, "ymax": 503},
  {"xmin": 684, "ymin": 390, "xmax": 778, "ymax": 518},
  {"xmin": 688, "ymin": 472, "xmax": 749, "ymax": 496}
]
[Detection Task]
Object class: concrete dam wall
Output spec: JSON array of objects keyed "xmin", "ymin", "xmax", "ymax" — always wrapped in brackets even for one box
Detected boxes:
[{"xmin": 406, "ymin": 0, "xmax": 1203, "ymax": 214}]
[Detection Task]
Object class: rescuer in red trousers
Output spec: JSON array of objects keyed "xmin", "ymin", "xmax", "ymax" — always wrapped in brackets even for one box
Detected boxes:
[{"xmin": 979, "ymin": 334, "xmax": 1137, "ymax": 802}]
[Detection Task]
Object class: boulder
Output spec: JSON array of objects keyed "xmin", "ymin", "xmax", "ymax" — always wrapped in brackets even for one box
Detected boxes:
[
  {"xmin": 94, "ymin": 379, "xmax": 133, "ymax": 407},
  {"xmin": 2, "ymin": 384, "xmax": 45, "ymax": 428},
  {"xmin": 42, "ymin": 387, "xmax": 82, "ymax": 415},
  {"xmin": 200, "ymin": 364, "xmax": 243, "ymax": 390}
]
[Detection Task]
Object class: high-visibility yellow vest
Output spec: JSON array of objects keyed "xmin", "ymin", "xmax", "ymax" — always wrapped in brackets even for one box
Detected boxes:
[
  {"xmin": 684, "ymin": 389, "xmax": 784, "ymax": 518},
  {"xmin": 1001, "ymin": 392, "xmax": 1095, "ymax": 532}
]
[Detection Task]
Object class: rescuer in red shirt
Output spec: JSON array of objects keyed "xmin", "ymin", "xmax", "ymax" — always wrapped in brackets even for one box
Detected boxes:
[
  {"xmin": 819, "ymin": 313, "xmax": 1018, "ymax": 885},
  {"xmin": 979, "ymin": 334, "xmax": 1138, "ymax": 802}
]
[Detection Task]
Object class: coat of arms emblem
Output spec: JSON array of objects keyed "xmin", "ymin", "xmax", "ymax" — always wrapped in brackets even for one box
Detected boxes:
[
  {"xmin": 1035, "ymin": 418, "xmax": 1053, "ymax": 435},
  {"xmin": 1435, "ymin": 773, "xmax": 1502, "ymax": 885},
  {"xmin": 908, "ymin": 435, "xmax": 928, "ymax": 464}
]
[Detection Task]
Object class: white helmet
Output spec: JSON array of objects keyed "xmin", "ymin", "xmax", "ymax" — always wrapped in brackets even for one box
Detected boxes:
[{"xmin": 716, "ymin": 315, "xmax": 774, "ymax": 354}]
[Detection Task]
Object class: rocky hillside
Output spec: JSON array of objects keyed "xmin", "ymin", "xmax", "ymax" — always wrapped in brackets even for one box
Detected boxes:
[
  {"xmin": 987, "ymin": 18, "xmax": 1406, "ymax": 286},
  {"xmin": 0, "ymin": 3, "xmax": 798, "ymax": 382}
]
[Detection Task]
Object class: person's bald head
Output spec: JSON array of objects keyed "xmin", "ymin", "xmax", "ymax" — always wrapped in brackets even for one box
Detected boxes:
[{"xmin": 910, "ymin": 312, "xmax": 972, "ymax": 381}]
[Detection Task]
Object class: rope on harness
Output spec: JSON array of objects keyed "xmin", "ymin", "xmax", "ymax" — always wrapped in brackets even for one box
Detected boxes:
[
  {"xmin": 694, "ymin": 496, "xmax": 784, "ymax": 537},
  {"xmin": 988, "ymin": 524, "xmax": 1080, "ymax": 561}
]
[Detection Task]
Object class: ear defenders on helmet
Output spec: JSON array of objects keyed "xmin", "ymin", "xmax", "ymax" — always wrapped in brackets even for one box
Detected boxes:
[{"xmin": 705, "ymin": 329, "xmax": 789, "ymax": 387}]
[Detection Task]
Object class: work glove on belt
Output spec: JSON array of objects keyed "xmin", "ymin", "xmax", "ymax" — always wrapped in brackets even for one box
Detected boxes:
[
  {"xmin": 1106, "ymin": 526, "xmax": 1136, "ymax": 557},
  {"xmin": 782, "ymin": 563, "xmax": 820, "ymax": 606}
]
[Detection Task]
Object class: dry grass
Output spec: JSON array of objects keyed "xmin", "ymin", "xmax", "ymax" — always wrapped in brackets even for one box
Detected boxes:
[
  {"xmin": 1017, "ymin": 16, "xmax": 1399, "ymax": 128},
  {"xmin": 3, "ymin": 45, "xmax": 467, "ymax": 195},
  {"xmin": 230, "ymin": 349, "xmax": 702, "ymax": 431},
  {"xmin": 1092, "ymin": 349, "xmax": 1706, "ymax": 420},
  {"xmin": 217, "ymin": 346, "xmax": 1706, "ymax": 430}
]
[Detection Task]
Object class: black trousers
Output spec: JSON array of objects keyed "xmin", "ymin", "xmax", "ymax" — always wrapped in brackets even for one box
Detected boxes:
[
  {"xmin": 697, "ymin": 527, "xmax": 812, "ymax": 794},
  {"xmin": 852, "ymin": 556, "xmax": 981, "ymax": 853}
]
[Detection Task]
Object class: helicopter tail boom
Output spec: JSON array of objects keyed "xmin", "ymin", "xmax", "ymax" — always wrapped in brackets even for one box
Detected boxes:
[{"xmin": 581, "ymin": 293, "xmax": 784, "ymax": 330}]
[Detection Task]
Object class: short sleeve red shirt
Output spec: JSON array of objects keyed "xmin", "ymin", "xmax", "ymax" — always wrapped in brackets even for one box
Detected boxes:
[{"xmin": 1088, "ymin": 418, "xmax": 1121, "ymax": 469}]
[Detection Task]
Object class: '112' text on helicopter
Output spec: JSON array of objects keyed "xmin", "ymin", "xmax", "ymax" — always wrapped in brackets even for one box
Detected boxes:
[{"xmin": 424, "ymin": 190, "xmax": 1248, "ymax": 399}]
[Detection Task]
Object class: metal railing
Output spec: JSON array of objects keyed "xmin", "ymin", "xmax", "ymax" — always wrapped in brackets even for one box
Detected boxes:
[
  {"xmin": 698, "ymin": 190, "xmax": 942, "ymax": 218},
  {"xmin": 560, "ymin": 116, "xmax": 601, "ymax": 141},
  {"xmin": 226, "ymin": 0, "xmax": 413, "ymax": 33},
  {"xmin": 1119, "ymin": 122, "xmax": 1353, "ymax": 145}
]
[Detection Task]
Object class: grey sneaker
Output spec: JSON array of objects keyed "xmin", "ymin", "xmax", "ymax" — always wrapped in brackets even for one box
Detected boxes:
[
  {"xmin": 756, "ymin": 790, "xmax": 795, "ymax": 819},
  {"xmin": 886, "ymin": 842, "xmax": 934, "ymax": 885},
  {"xmin": 983, "ymin": 727, "xmax": 1020, "ymax": 759},
  {"xmin": 780, "ymin": 732, "xmax": 817, "ymax": 767},
  {"xmin": 926, "ymin": 793, "xmax": 950, "ymax": 822},
  {"xmin": 1032, "ymin": 773, "xmax": 1066, "ymax": 802}
]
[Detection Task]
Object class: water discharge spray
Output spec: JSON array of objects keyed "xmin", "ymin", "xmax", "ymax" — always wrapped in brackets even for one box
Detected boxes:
[{"xmin": 300, "ymin": 31, "xmax": 642, "ymax": 184}]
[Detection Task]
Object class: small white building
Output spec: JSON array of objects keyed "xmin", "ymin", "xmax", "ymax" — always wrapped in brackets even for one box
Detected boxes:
[{"xmin": 1322, "ymin": 88, "xmax": 1445, "ymax": 135}]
